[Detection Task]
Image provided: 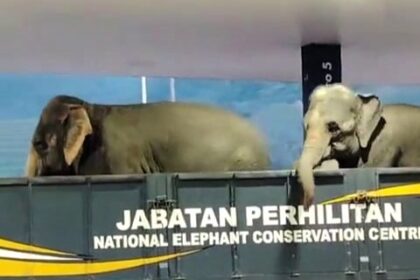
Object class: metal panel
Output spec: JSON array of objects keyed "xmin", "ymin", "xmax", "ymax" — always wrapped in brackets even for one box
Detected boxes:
[
  {"xmin": 170, "ymin": 175, "xmax": 233, "ymax": 280},
  {"xmin": 344, "ymin": 168, "xmax": 381, "ymax": 280},
  {"xmin": 289, "ymin": 171, "xmax": 359, "ymax": 279},
  {"xmin": 90, "ymin": 175, "xmax": 168, "ymax": 280},
  {"xmin": 376, "ymin": 169, "xmax": 420, "ymax": 280},
  {"xmin": 0, "ymin": 169, "xmax": 420, "ymax": 279},
  {"xmin": 0, "ymin": 179, "xmax": 30, "ymax": 256},
  {"xmin": 234, "ymin": 176, "xmax": 290, "ymax": 278}
]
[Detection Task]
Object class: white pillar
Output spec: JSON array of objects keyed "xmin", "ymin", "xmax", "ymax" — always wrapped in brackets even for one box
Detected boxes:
[
  {"xmin": 141, "ymin": 76, "xmax": 147, "ymax": 103},
  {"xmin": 170, "ymin": 78, "xmax": 176, "ymax": 102}
]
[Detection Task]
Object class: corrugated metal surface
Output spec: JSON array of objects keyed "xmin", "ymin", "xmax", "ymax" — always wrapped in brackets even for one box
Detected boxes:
[{"xmin": 0, "ymin": 168, "xmax": 418, "ymax": 279}]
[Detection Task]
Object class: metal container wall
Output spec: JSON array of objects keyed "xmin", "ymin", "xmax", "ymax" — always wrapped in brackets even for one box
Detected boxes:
[{"xmin": 0, "ymin": 168, "xmax": 418, "ymax": 280}]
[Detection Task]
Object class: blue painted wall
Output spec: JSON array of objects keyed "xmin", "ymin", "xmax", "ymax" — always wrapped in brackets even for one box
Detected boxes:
[
  {"xmin": 0, "ymin": 74, "xmax": 141, "ymax": 176},
  {"xmin": 0, "ymin": 74, "xmax": 304, "ymax": 176},
  {"xmin": 2, "ymin": 73, "xmax": 420, "ymax": 177}
]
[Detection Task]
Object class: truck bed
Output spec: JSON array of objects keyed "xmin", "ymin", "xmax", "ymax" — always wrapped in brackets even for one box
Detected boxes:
[{"xmin": 0, "ymin": 167, "xmax": 419, "ymax": 280}]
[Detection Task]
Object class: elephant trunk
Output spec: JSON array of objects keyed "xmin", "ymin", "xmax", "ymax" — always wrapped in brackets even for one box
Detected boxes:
[{"xmin": 296, "ymin": 127, "xmax": 331, "ymax": 209}]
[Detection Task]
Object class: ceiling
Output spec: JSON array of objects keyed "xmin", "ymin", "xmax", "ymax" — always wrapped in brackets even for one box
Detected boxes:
[{"xmin": 1, "ymin": 0, "xmax": 420, "ymax": 85}]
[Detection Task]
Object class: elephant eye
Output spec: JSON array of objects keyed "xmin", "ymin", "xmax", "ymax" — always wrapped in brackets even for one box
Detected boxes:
[
  {"xmin": 34, "ymin": 139, "xmax": 48, "ymax": 152},
  {"xmin": 327, "ymin": 121, "xmax": 340, "ymax": 133}
]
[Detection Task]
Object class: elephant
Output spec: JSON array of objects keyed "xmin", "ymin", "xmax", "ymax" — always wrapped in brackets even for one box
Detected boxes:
[
  {"xmin": 25, "ymin": 95, "xmax": 271, "ymax": 176},
  {"xmin": 296, "ymin": 83, "xmax": 420, "ymax": 208}
]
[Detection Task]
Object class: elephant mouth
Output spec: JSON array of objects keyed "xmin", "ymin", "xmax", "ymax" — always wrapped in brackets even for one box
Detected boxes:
[{"xmin": 331, "ymin": 141, "xmax": 347, "ymax": 152}]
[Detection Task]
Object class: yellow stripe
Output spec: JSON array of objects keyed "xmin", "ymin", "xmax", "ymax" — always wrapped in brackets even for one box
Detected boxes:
[
  {"xmin": 321, "ymin": 183, "xmax": 420, "ymax": 205},
  {"xmin": 0, "ymin": 238, "xmax": 74, "ymax": 256},
  {"xmin": 0, "ymin": 249, "xmax": 200, "ymax": 277},
  {"xmin": 372, "ymin": 183, "xmax": 420, "ymax": 197},
  {"xmin": 320, "ymin": 193, "xmax": 359, "ymax": 205}
]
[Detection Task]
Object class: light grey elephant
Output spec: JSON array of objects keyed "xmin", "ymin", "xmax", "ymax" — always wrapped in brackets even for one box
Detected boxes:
[
  {"xmin": 296, "ymin": 83, "xmax": 420, "ymax": 208},
  {"xmin": 25, "ymin": 95, "xmax": 271, "ymax": 176}
]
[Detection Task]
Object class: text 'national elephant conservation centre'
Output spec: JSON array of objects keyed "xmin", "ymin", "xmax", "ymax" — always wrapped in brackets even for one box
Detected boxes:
[{"xmin": 92, "ymin": 202, "xmax": 418, "ymax": 250}]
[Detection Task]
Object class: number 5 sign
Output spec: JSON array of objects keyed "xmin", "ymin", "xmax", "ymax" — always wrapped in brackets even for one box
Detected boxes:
[{"xmin": 301, "ymin": 44, "xmax": 342, "ymax": 114}]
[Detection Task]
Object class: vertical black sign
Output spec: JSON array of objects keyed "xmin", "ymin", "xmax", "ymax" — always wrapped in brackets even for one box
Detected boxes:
[{"xmin": 301, "ymin": 43, "xmax": 342, "ymax": 114}]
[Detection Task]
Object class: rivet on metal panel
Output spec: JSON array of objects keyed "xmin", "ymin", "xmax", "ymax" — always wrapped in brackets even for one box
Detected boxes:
[
  {"xmin": 375, "ymin": 269, "xmax": 387, "ymax": 275},
  {"xmin": 344, "ymin": 270, "xmax": 356, "ymax": 280},
  {"xmin": 346, "ymin": 248, "xmax": 352, "ymax": 256},
  {"xmin": 290, "ymin": 272, "xmax": 300, "ymax": 278},
  {"xmin": 231, "ymin": 273, "xmax": 243, "ymax": 279},
  {"xmin": 376, "ymin": 247, "xmax": 385, "ymax": 273},
  {"xmin": 375, "ymin": 269, "xmax": 387, "ymax": 280},
  {"xmin": 344, "ymin": 244, "xmax": 354, "ymax": 274},
  {"xmin": 344, "ymin": 270, "xmax": 356, "ymax": 275}
]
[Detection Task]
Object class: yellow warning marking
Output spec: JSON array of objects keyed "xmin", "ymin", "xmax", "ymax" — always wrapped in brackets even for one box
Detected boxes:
[
  {"xmin": 0, "ymin": 249, "xmax": 200, "ymax": 277},
  {"xmin": 321, "ymin": 183, "xmax": 420, "ymax": 205},
  {"xmin": 0, "ymin": 238, "xmax": 75, "ymax": 256}
]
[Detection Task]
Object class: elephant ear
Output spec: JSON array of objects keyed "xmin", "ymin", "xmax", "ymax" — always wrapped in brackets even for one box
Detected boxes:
[
  {"xmin": 24, "ymin": 145, "xmax": 40, "ymax": 177},
  {"xmin": 356, "ymin": 94, "xmax": 383, "ymax": 148},
  {"xmin": 63, "ymin": 106, "xmax": 93, "ymax": 166}
]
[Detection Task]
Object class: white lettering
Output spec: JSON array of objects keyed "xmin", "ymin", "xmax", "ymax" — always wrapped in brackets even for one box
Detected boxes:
[
  {"xmin": 365, "ymin": 204, "xmax": 384, "ymax": 223},
  {"xmin": 151, "ymin": 209, "xmax": 168, "ymax": 229},
  {"xmin": 262, "ymin": 206, "xmax": 278, "ymax": 226},
  {"xmin": 384, "ymin": 203, "xmax": 402, "ymax": 223},
  {"xmin": 93, "ymin": 236, "xmax": 104, "ymax": 249},
  {"xmin": 116, "ymin": 210, "xmax": 132, "ymax": 231},
  {"xmin": 200, "ymin": 208, "xmax": 219, "ymax": 228},
  {"xmin": 246, "ymin": 206, "xmax": 261, "ymax": 226},
  {"xmin": 168, "ymin": 209, "xmax": 188, "ymax": 228},
  {"xmin": 131, "ymin": 210, "xmax": 150, "ymax": 230},
  {"xmin": 298, "ymin": 205, "xmax": 316, "ymax": 225},
  {"xmin": 219, "ymin": 207, "xmax": 237, "ymax": 227},
  {"xmin": 279, "ymin": 206, "xmax": 298, "ymax": 225},
  {"xmin": 184, "ymin": 208, "xmax": 202, "ymax": 228}
]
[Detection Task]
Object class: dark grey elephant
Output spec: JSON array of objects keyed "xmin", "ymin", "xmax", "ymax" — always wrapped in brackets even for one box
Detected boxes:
[
  {"xmin": 25, "ymin": 95, "xmax": 271, "ymax": 176},
  {"xmin": 296, "ymin": 83, "xmax": 420, "ymax": 208}
]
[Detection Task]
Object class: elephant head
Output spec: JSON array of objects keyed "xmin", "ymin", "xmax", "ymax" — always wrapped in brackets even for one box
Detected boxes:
[
  {"xmin": 25, "ymin": 96, "xmax": 93, "ymax": 176},
  {"xmin": 296, "ymin": 84, "xmax": 383, "ymax": 208}
]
